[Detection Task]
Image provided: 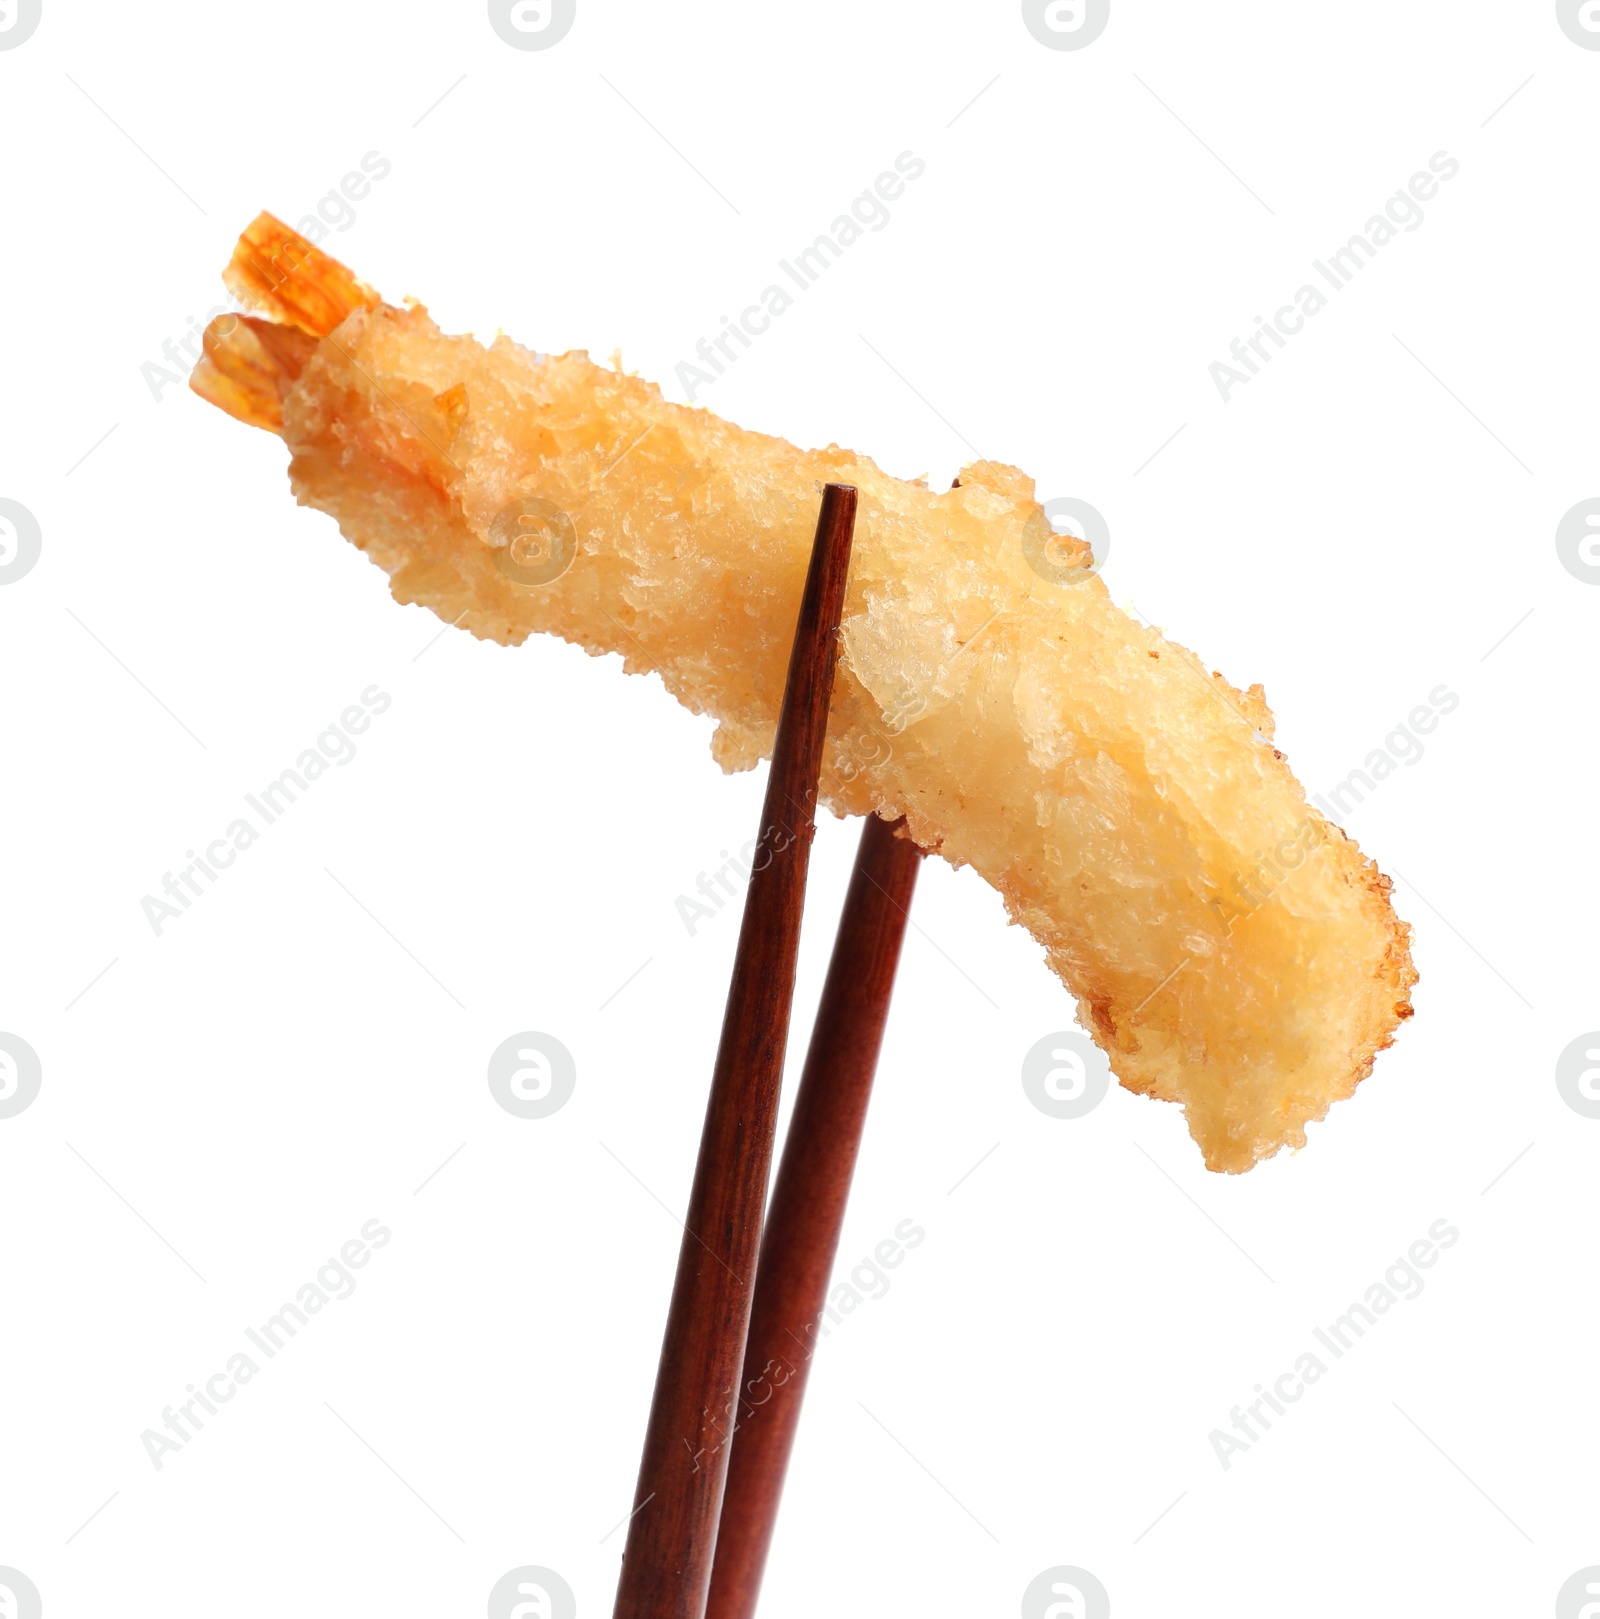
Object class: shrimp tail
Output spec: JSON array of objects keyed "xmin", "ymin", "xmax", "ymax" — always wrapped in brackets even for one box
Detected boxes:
[{"xmin": 188, "ymin": 213, "xmax": 379, "ymax": 432}]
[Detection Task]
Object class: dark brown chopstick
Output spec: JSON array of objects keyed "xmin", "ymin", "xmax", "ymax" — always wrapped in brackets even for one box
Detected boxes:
[
  {"xmin": 705, "ymin": 810, "xmax": 923, "ymax": 1619},
  {"xmin": 612, "ymin": 483, "xmax": 858, "ymax": 1619}
]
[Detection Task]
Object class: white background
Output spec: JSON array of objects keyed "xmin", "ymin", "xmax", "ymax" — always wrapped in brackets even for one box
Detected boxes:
[{"xmin": 1, "ymin": 2, "xmax": 1596, "ymax": 1615}]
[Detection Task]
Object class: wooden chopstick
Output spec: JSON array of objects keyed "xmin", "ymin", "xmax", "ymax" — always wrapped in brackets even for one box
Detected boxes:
[
  {"xmin": 612, "ymin": 483, "xmax": 858, "ymax": 1619},
  {"xmin": 705, "ymin": 811, "xmax": 923, "ymax": 1619}
]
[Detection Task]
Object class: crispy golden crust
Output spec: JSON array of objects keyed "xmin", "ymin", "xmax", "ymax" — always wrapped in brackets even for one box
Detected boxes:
[{"xmin": 191, "ymin": 221, "xmax": 1415, "ymax": 1172}]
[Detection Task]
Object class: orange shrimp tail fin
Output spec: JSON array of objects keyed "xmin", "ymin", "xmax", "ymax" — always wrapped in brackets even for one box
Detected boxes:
[
  {"xmin": 221, "ymin": 211, "xmax": 380, "ymax": 336},
  {"xmin": 189, "ymin": 313, "xmax": 319, "ymax": 434},
  {"xmin": 190, "ymin": 214, "xmax": 383, "ymax": 430}
]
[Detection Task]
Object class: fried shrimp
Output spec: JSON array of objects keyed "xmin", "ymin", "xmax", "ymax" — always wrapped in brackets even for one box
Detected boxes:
[{"xmin": 191, "ymin": 214, "xmax": 1415, "ymax": 1172}]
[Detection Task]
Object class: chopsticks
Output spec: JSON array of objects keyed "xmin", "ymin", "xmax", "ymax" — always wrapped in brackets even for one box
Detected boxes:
[
  {"xmin": 705, "ymin": 810, "xmax": 922, "ymax": 1619},
  {"xmin": 613, "ymin": 484, "xmax": 859, "ymax": 1619}
]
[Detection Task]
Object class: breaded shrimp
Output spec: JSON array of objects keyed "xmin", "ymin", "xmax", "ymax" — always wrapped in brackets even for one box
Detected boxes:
[{"xmin": 191, "ymin": 214, "xmax": 1415, "ymax": 1172}]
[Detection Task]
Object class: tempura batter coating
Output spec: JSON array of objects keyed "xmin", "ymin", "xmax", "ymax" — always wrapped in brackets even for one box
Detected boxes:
[{"xmin": 193, "ymin": 216, "xmax": 1415, "ymax": 1172}]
